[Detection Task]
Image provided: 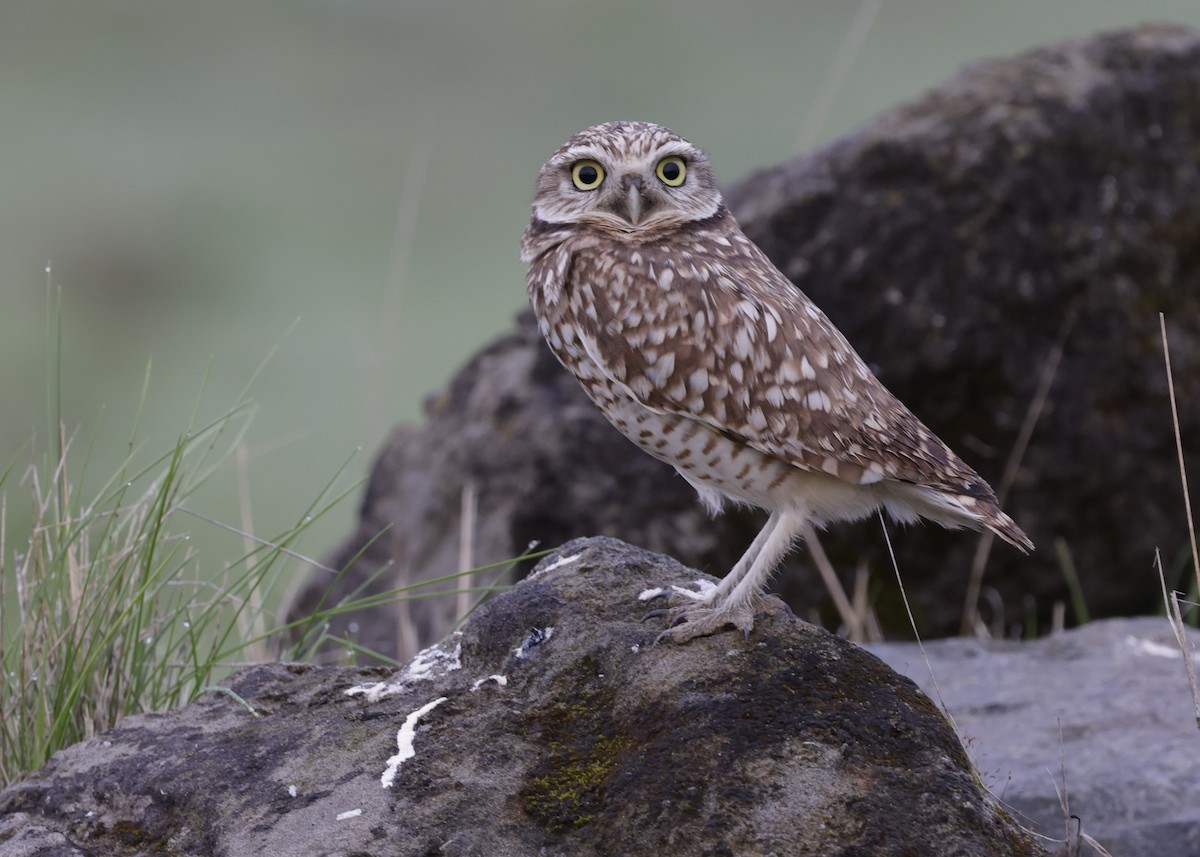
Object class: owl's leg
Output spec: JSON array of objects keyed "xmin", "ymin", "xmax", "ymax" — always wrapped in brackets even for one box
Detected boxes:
[
  {"xmin": 655, "ymin": 507, "xmax": 807, "ymax": 643},
  {"xmin": 659, "ymin": 510, "xmax": 786, "ymax": 605}
]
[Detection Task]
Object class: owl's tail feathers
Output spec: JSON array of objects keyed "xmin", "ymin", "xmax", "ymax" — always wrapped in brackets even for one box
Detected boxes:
[
  {"xmin": 985, "ymin": 509, "xmax": 1034, "ymax": 554},
  {"xmin": 882, "ymin": 482, "xmax": 1033, "ymax": 553}
]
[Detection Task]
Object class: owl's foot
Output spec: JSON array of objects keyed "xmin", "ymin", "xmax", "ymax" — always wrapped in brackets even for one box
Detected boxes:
[{"xmin": 645, "ymin": 592, "xmax": 789, "ymax": 644}]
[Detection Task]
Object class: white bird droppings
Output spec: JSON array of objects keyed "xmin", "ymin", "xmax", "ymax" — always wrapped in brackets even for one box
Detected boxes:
[
  {"xmin": 471, "ymin": 674, "xmax": 508, "ymax": 691},
  {"xmin": 529, "ymin": 551, "xmax": 583, "ymax": 579},
  {"xmin": 346, "ymin": 636, "xmax": 463, "ymax": 702},
  {"xmin": 382, "ymin": 696, "xmax": 448, "ymax": 789},
  {"xmin": 1126, "ymin": 635, "xmax": 1183, "ymax": 659},
  {"xmin": 287, "ymin": 785, "xmax": 297, "ymax": 797},
  {"xmin": 673, "ymin": 579, "xmax": 717, "ymax": 599}
]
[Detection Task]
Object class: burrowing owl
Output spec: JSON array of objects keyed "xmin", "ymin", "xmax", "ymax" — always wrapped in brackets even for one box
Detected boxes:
[{"xmin": 521, "ymin": 121, "xmax": 1032, "ymax": 643}]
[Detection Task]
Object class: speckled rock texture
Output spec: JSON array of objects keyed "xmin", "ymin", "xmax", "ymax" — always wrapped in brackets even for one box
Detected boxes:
[
  {"xmin": 0, "ymin": 539, "xmax": 1045, "ymax": 857},
  {"xmin": 294, "ymin": 24, "xmax": 1200, "ymax": 660}
]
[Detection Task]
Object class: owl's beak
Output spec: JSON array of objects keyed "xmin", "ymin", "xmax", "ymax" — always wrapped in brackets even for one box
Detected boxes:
[{"xmin": 622, "ymin": 175, "xmax": 644, "ymax": 226}]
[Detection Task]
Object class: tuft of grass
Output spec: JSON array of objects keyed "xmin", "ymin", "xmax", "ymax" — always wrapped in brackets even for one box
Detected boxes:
[
  {"xmin": 0, "ymin": 399, "xmax": 538, "ymax": 787},
  {"xmin": 0, "ymin": 336, "xmax": 367, "ymax": 787},
  {"xmin": 0, "ymin": 285, "xmax": 546, "ymax": 788},
  {"xmin": 2, "ymin": 401, "xmax": 243, "ymax": 784},
  {"xmin": 0, "ymin": 282, "xmax": 347, "ymax": 786}
]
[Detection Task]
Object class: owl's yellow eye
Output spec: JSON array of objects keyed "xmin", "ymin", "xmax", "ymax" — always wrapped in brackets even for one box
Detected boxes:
[
  {"xmin": 656, "ymin": 156, "xmax": 687, "ymax": 186},
  {"xmin": 571, "ymin": 160, "xmax": 605, "ymax": 191}
]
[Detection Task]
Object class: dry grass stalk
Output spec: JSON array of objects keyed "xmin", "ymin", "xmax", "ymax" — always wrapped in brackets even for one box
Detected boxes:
[
  {"xmin": 1157, "ymin": 313, "xmax": 1200, "ymax": 729},
  {"xmin": 456, "ymin": 480, "xmax": 478, "ymax": 622},
  {"xmin": 802, "ymin": 523, "xmax": 868, "ymax": 641},
  {"xmin": 961, "ymin": 319, "xmax": 1068, "ymax": 635}
]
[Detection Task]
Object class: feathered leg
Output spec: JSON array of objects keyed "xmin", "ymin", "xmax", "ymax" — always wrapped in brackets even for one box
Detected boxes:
[{"xmin": 651, "ymin": 507, "xmax": 807, "ymax": 643}]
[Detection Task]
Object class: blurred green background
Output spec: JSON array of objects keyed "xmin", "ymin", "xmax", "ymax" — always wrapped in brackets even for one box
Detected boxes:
[{"xmin": 4, "ymin": 0, "xmax": 1199, "ymax": 584}]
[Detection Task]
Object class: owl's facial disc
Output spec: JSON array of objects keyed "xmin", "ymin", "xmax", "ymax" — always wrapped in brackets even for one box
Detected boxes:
[
  {"xmin": 529, "ymin": 121, "xmax": 722, "ymax": 236},
  {"xmin": 564, "ymin": 155, "xmax": 692, "ymax": 232},
  {"xmin": 566, "ymin": 157, "xmax": 661, "ymax": 228}
]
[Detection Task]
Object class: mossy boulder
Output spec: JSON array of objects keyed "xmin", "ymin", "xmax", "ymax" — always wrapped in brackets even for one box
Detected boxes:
[{"xmin": 0, "ymin": 538, "xmax": 1044, "ymax": 856}]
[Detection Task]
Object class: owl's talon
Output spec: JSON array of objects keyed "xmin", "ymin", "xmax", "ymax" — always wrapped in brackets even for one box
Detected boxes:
[
  {"xmin": 657, "ymin": 607, "xmax": 752, "ymax": 644},
  {"xmin": 648, "ymin": 593, "xmax": 790, "ymax": 644}
]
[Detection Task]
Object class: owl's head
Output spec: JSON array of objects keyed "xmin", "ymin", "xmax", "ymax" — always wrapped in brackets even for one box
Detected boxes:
[{"xmin": 528, "ymin": 121, "xmax": 722, "ymax": 239}]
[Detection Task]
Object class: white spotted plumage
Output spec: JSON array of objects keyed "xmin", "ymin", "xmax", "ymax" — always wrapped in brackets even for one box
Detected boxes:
[{"xmin": 522, "ymin": 121, "xmax": 1032, "ymax": 642}]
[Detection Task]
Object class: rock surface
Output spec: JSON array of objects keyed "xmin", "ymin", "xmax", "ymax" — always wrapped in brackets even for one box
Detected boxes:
[
  {"xmin": 295, "ymin": 24, "xmax": 1200, "ymax": 660},
  {"xmin": 0, "ymin": 539, "xmax": 1045, "ymax": 857},
  {"xmin": 867, "ymin": 616, "xmax": 1200, "ymax": 857}
]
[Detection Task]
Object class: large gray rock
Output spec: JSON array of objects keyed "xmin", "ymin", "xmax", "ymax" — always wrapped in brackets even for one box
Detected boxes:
[
  {"xmin": 0, "ymin": 539, "xmax": 1045, "ymax": 857},
  {"xmin": 867, "ymin": 616, "xmax": 1200, "ymax": 856},
  {"xmin": 296, "ymin": 24, "xmax": 1200, "ymax": 659}
]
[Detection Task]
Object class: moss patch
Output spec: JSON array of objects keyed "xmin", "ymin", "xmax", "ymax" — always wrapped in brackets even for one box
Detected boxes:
[{"xmin": 519, "ymin": 655, "xmax": 636, "ymax": 833}]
